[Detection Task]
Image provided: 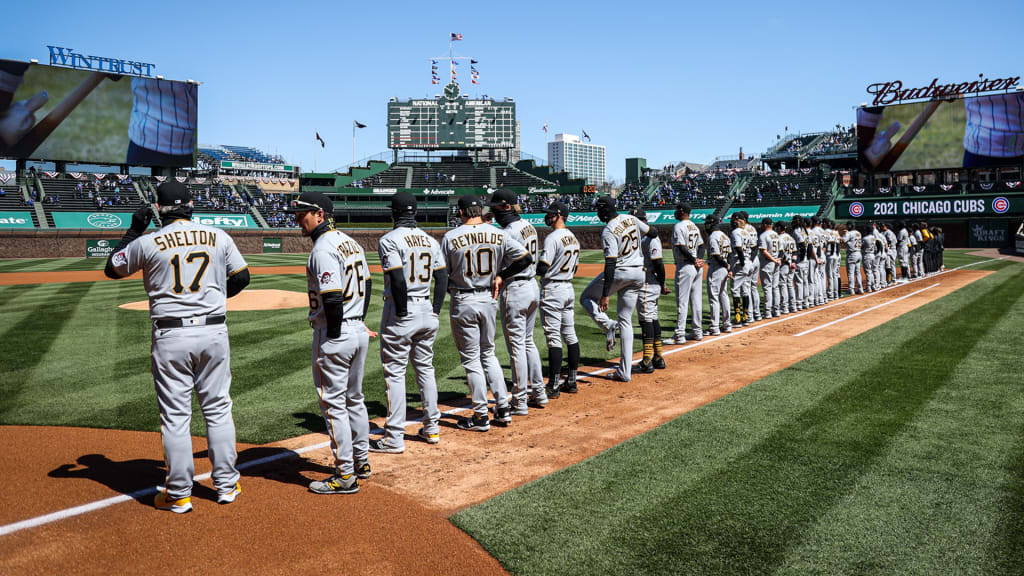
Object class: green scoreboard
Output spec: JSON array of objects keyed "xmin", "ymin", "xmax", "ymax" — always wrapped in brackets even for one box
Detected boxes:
[{"xmin": 387, "ymin": 82, "xmax": 516, "ymax": 150}]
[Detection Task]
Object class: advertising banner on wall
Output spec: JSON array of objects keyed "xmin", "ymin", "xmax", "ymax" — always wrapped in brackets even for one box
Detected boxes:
[
  {"xmin": 518, "ymin": 208, "xmax": 715, "ymax": 228},
  {"xmin": 52, "ymin": 211, "xmax": 256, "ymax": 229},
  {"xmin": 85, "ymin": 239, "xmax": 117, "ymax": 257},
  {"xmin": 262, "ymin": 238, "xmax": 283, "ymax": 253},
  {"xmin": 0, "ymin": 211, "xmax": 35, "ymax": 228},
  {"xmin": 836, "ymin": 195, "xmax": 1023, "ymax": 220},
  {"xmin": 967, "ymin": 220, "xmax": 1010, "ymax": 248}
]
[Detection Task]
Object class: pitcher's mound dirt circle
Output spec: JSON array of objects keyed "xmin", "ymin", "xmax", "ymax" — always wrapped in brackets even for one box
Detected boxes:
[{"xmin": 118, "ymin": 289, "xmax": 308, "ymax": 311}]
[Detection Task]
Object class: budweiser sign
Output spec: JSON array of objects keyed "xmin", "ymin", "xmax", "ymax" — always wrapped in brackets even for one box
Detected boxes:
[{"xmin": 866, "ymin": 74, "xmax": 1021, "ymax": 105}]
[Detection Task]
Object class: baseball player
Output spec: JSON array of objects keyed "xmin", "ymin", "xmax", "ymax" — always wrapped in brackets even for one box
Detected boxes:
[
  {"xmin": 809, "ymin": 217, "xmax": 826, "ymax": 306},
  {"xmin": 896, "ymin": 221, "xmax": 911, "ymax": 283},
  {"xmin": 777, "ymin": 222, "xmax": 797, "ymax": 314},
  {"xmin": 861, "ymin": 222, "xmax": 879, "ymax": 292},
  {"xmin": 882, "ymin": 222, "xmax": 898, "ymax": 287},
  {"xmin": 912, "ymin": 222, "xmax": 925, "ymax": 278},
  {"xmin": 825, "ymin": 219, "xmax": 842, "ymax": 300},
  {"xmin": 443, "ymin": 194, "xmax": 531, "ymax": 431},
  {"xmin": 705, "ymin": 216, "xmax": 732, "ymax": 335},
  {"xmin": 104, "ymin": 181, "xmax": 250, "ymax": 512},
  {"xmin": 580, "ymin": 195, "xmax": 653, "ymax": 382},
  {"xmin": 667, "ymin": 202, "xmax": 705, "ymax": 343},
  {"xmin": 791, "ymin": 216, "xmax": 810, "ymax": 311},
  {"xmin": 872, "ymin": 223, "xmax": 888, "ymax": 290},
  {"xmin": 369, "ymin": 192, "xmax": 448, "ymax": 454},
  {"xmin": 632, "ymin": 208, "xmax": 669, "ymax": 373},
  {"xmin": 286, "ymin": 191, "xmax": 373, "ymax": 495},
  {"xmin": 843, "ymin": 222, "xmax": 864, "ymax": 295},
  {"xmin": 758, "ymin": 218, "xmax": 782, "ymax": 318},
  {"xmin": 489, "ymin": 189, "xmax": 547, "ymax": 414},
  {"xmin": 536, "ymin": 201, "xmax": 581, "ymax": 396},
  {"xmin": 729, "ymin": 212, "xmax": 751, "ymax": 326},
  {"xmin": 743, "ymin": 214, "xmax": 763, "ymax": 321}
]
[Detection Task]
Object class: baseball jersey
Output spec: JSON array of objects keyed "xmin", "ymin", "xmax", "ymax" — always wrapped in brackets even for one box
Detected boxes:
[
  {"xmin": 671, "ymin": 219, "xmax": 704, "ymax": 265},
  {"xmin": 884, "ymin": 229, "xmax": 898, "ymax": 251},
  {"xmin": 829, "ymin": 229, "xmax": 842, "ymax": 256},
  {"xmin": 111, "ymin": 218, "xmax": 247, "ymax": 319},
  {"xmin": 792, "ymin": 227, "xmax": 808, "ymax": 261},
  {"xmin": 914, "ymin": 229, "xmax": 924, "ymax": 246},
  {"xmin": 898, "ymin": 228, "xmax": 910, "ymax": 250},
  {"xmin": 129, "ymin": 78, "xmax": 198, "ymax": 156},
  {"xmin": 539, "ymin": 228, "xmax": 580, "ymax": 282},
  {"xmin": 758, "ymin": 229, "xmax": 780, "ymax": 260},
  {"xmin": 743, "ymin": 225, "xmax": 759, "ymax": 260},
  {"xmin": 708, "ymin": 230, "xmax": 731, "ymax": 269},
  {"xmin": 964, "ymin": 94, "xmax": 1024, "ymax": 158},
  {"xmin": 874, "ymin": 230, "xmax": 888, "ymax": 252},
  {"xmin": 811, "ymin": 227, "xmax": 825, "ymax": 259},
  {"xmin": 378, "ymin": 226, "xmax": 444, "ymax": 300},
  {"xmin": 601, "ymin": 214, "xmax": 650, "ymax": 267},
  {"xmin": 307, "ymin": 229, "xmax": 369, "ymax": 327},
  {"xmin": 503, "ymin": 219, "xmax": 540, "ymax": 278},
  {"xmin": 844, "ymin": 230, "xmax": 863, "ymax": 256},
  {"xmin": 442, "ymin": 223, "xmax": 528, "ymax": 289},
  {"xmin": 729, "ymin": 227, "xmax": 747, "ymax": 265},
  {"xmin": 862, "ymin": 230, "xmax": 878, "ymax": 255},
  {"xmin": 778, "ymin": 232, "xmax": 796, "ymax": 263},
  {"xmin": 642, "ymin": 233, "xmax": 664, "ymax": 284}
]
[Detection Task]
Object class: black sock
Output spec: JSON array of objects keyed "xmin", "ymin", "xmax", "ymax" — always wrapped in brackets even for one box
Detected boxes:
[
  {"xmin": 567, "ymin": 342, "xmax": 580, "ymax": 371},
  {"xmin": 548, "ymin": 347, "xmax": 563, "ymax": 382}
]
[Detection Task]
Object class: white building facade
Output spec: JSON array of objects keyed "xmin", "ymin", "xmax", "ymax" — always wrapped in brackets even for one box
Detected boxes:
[{"xmin": 547, "ymin": 133, "xmax": 605, "ymax": 185}]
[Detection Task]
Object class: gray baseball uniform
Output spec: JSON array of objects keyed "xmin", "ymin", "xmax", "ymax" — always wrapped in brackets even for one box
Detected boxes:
[
  {"xmin": 871, "ymin": 230, "xmax": 887, "ymax": 290},
  {"xmin": 729, "ymin": 226, "xmax": 750, "ymax": 300},
  {"xmin": 884, "ymin": 228, "xmax": 898, "ymax": 285},
  {"xmin": 640, "ymin": 231, "xmax": 664, "ymax": 323},
  {"xmin": 827, "ymin": 229, "xmax": 842, "ymax": 299},
  {"xmin": 539, "ymin": 228, "xmax": 580, "ymax": 350},
  {"xmin": 706, "ymin": 229, "xmax": 732, "ymax": 332},
  {"xmin": 844, "ymin": 229, "xmax": 864, "ymax": 294},
  {"xmin": 778, "ymin": 232, "xmax": 796, "ymax": 313},
  {"xmin": 378, "ymin": 226, "xmax": 445, "ymax": 450},
  {"xmin": 913, "ymin": 229, "xmax": 925, "ymax": 277},
  {"xmin": 307, "ymin": 229, "xmax": 371, "ymax": 477},
  {"xmin": 898, "ymin": 228, "xmax": 910, "ymax": 270},
  {"xmin": 792, "ymin": 226, "xmax": 810, "ymax": 309},
  {"xmin": 862, "ymin": 228, "xmax": 878, "ymax": 291},
  {"xmin": 499, "ymin": 218, "xmax": 545, "ymax": 410},
  {"xmin": 111, "ymin": 218, "xmax": 247, "ymax": 501},
  {"xmin": 442, "ymin": 223, "xmax": 528, "ymax": 418},
  {"xmin": 811, "ymin": 226, "xmax": 827, "ymax": 306},
  {"xmin": 744, "ymin": 224, "xmax": 762, "ymax": 320},
  {"xmin": 581, "ymin": 213, "xmax": 650, "ymax": 381},
  {"xmin": 671, "ymin": 218, "xmax": 704, "ymax": 338},
  {"xmin": 758, "ymin": 229, "xmax": 781, "ymax": 317}
]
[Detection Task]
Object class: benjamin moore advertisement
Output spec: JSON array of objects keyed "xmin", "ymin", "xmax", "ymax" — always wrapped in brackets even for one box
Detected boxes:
[
  {"xmin": 724, "ymin": 205, "xmax": 822, "ymax": 221},
  {"xmin": 836, "ymin": 194, "xmax": 1023, "ymax": 220},
  {"xmin": 0, "ymin": 211, "xmax": 35, "ymax": 228},
  {"xmin": 52, "ymin": 212, "xmax": 256, "ymax": 229},
  {"xmin": 518, "ymin": 208, "xmax": 714, "ymax": 228}
]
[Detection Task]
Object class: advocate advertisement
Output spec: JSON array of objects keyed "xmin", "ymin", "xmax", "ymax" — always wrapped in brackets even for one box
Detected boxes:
[{"xmin": 0, "ymin": 60, "xmax": 197, "ymax": 167}]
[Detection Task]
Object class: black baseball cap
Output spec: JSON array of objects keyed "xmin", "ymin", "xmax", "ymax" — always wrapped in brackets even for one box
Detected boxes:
[
  {"xmin": 390, "ymin": 191, "xmax": 417, "ymax": 213},
  {"xmin": 675, "ymin": 201, "xmax": 692, "ymax": 214},
  {"xmin": 545, "ymin": 201, "xmax": 569, "ymax": 217},
  {"xmin": 457, "ymin": 194, "xmax": 482, "ymax": 211},
  {"xmin": 156, "ymin": 181, "xmax": 190, "ymax": 206},
  {"xmin": 595, "ymin": 195, "xmax": 616, "ymax": 210},
  {"xmin": 488, "ymin": 188, "xmax": 518, "ymax": 206},
  {"xmin": 630, "ymin": 207, "xmax": 648, "ymax": 222},
  {"xmin": 284, "ymin": 191, "xmax": 334, "ymax": 214}
]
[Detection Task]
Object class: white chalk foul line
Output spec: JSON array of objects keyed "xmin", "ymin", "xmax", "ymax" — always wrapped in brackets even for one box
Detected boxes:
[
  {"xmin": 0, "ymin": 257, "xmax": 1003, "ymax": 538},
  {"xmin": 792, "ymin": 283, "xmax": 940, "ymax": 337}
]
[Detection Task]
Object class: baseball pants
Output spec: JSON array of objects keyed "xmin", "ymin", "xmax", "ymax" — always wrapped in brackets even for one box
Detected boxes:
[
  {"xmin": 778, "ymin": 264, "xmax": 793, "ymax": 312},
  {"xmin": 707, "ymin": 266, "xmax": 731, "ymax": 331},
  {"xmin": 581, "ymin": 267, "xmax": 644, "ymax": 381},
  {"xmin": 899, "ymin": 247, "xmax": 910, "ymax": 273},
  {"xmin": 730, "ymin": 262, "xmax": 749, "ymax": 299},
  {"xmin": 863, "ymin": 254, "xmax": 876, "ymax": 290},
  {"xmin": 806, "ymin": 259, "xmax": 819, "ymax": 306},
  {"xmin": 380, "ymin": 298, "xmax": 440, "ymax": 450},
  {"xmin": 847, "ymin": 254, "xmax": 863, "ymax": 295},
  {"xmin": 828, "ymin": 255, "xmax": 841, "ymax": 299},
  {"xmin": 795, "ymin": 260, "xmax": 809, "ymax": 309},
  {"xmin": 672, "ymin": 263, "xmax": 702, "ymax": 339},
  {"xmin": 501, "ymin": 278, "xmax": 545, "ymax": 407},
  {"xmin": 815, "ymin": 259, "xmax": 827, "ymax": 305},
  {"xmin": 759, "ymin": 261, "xmax": 779, "ymax": 317},
  {"xmin": 152, "ymin": 323, "xmax": 238, "ymax": 501},
  {"xmin": 540, "ymin": 281, "xmax": 578, "ymax": 348},
  {"xmin": 450, "ymin": 292, "xmax": 509, "ymax": 418},
  {"xmin": 748, "ymin": 261, "xmax": 762, "ymax": 319},
  {"xmin": 313, "ymin": 321, "xmax": 370, "ymax": 477},
  {"xmin": 639, "ymin": 280, "xmax": 660, "ymax": 323}
]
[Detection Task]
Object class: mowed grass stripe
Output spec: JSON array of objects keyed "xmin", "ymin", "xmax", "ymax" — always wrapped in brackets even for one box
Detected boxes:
[{"xmin": 453, "ymin": 261, "xmax": 1024, "ymax": 576}]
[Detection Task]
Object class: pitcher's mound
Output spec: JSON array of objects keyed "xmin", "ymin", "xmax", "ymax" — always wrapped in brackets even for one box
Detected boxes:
[{"xmin": 119, "ymin": 289, "xmax": 308, "ymax": 312}]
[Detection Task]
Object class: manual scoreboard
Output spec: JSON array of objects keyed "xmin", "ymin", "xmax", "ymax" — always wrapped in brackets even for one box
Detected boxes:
[{"xmin": 388, "ymin": 82, "xmax": 516, "ymax": 150}]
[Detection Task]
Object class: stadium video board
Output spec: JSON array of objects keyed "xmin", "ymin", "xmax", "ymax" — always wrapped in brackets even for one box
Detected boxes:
[
  {"xmin": 857, "ymin": 92, "xmax": 1024, "ymax": 172},
  {"xmin": 0, "ymin": 60, "xmax": 197, "ymax": 167},
  {"xmin": 388, "ymin": 82, "xmax": 515, "ymax": 150}
]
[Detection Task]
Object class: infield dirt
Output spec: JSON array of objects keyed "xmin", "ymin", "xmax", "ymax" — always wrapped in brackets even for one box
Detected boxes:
[{"xmin": 0, "ymin": 268, "xmax": 991, "ymax": 575}]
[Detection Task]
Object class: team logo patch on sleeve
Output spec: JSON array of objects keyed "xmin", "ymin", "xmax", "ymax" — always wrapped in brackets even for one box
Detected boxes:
[
  {"xmin": 112, "ymin": 251, "xmax": 127, "ymax": 267},
  {"xmin": 319, "ymin": 271, "xmax": 333, "ymax": 285}
]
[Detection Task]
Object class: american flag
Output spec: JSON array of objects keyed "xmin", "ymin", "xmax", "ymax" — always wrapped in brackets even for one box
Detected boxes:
[{"xmin": 451, "ymin": 33, "xmax": 463, "ymax": 41}]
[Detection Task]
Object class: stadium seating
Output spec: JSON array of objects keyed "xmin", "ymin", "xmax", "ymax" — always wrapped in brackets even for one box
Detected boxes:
[{"xmin": 734, "ymin": 169, "xmax": 832, "ymax": 207}]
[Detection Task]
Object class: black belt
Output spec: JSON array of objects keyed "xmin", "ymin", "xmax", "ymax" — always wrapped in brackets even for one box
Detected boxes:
[
  {"xmin": 454, "ymin": 287, "xmax": 490, "ymax": 294},
  {"xmin": 154, "ymin": 315, "xmax": 225, "ymax": 329},
  {"xmin": 343, "ymin": 316, "xmax": 365, "ymax": 322},
  {"xmin": 543, "ymin": 279, "xmax": 572, "ymax": 284},
  {"xmin": 508, "ymin": 276, "xmax": 533, "ymax": 283}
]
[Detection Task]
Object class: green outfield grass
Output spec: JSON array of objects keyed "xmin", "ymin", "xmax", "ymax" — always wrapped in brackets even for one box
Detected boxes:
[{"xmin": 452, "ymin": 257, "xmax": 1024, "ymax": 575}]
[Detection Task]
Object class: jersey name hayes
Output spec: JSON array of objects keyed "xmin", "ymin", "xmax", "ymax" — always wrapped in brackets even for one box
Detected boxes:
[
  {"xmin": 153, "ymin": 229, "xmax": 218, "ymax": 251},
  {"xmin": 403, "ymin": 234, "xmax": 434, "ymax": 249},
  {"xmin": 449, "ymin": 230, "xmax": 503, "ymax": 249}
]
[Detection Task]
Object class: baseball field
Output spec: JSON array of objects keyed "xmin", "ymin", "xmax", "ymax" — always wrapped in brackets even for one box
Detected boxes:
[{"xmin": 1, "ymin": 248, "xmax": 1022, "ymax": 575}]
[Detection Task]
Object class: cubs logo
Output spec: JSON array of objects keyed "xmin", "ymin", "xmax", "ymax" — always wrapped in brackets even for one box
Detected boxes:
[
  {"xmin": 849, "ymin": 202, "xmax": 865, "ymax": 218},
  {"xmin": 319, "ymin": 271, "xmax": 333, "ymax": 286},
  {"xmin": 992, "ymin": 196, "xmax": 1010, "ymax": 214}
]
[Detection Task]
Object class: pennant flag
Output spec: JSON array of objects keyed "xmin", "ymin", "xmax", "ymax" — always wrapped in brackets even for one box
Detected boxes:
[
  {"xmin": 354, "ymin": 120, "xmax": 367, "ymax": 129},
  {"xmin": 154, "ymin": 176, "xmax": 167, "ymax": 183},
  {"xmin": 542, "ymin": 122, "xmax": 548, "ymax": 134},
  {"xmin": 194, "ymin": 177, "xmax": 207, "ymax": 184},
  {"xmin": 116, "ymin": 174, "xmax": 129, "ymax": 182},
  {"xmin": 432, "ymin": 80, "xmax": 439, "ymax": 84},
  {"xmin": 452, "ymin": 60, "xmax": 459, "ymax": 66},
  {"xmin": 316, "ymin": 131, "xmax": 326, "ymax": 148},
  {"xmin": 0, "ymin": 172, "xmax": 12, "ymax": 184},
  {"xmin": 582, "ymin": 130, "xmax": 590, "ymax": 142},
  {"xmin": 471, "ymin": 79, "xmax": 478, "ymax": 84},
  {"xmin": 471, "ymin": 59, "xmax": 478, "ymax": 64},
  {"xmin": 1007, "ymin": 181, "xmax": 1021, "ymax": 189},
  {"xmin": 93, "ymin": 173, "xmax": 106, "ymax": 180},
  {"xmin": 451, "ymin": 33, "xmax": 463, "ymax": 41},
  {"xmin": 175, "ymin": 176, "xmax": 187, "ymax": 183},
  {"xmin": 431, "ymin": 59, "xmax": 437, "ymax": 65}
]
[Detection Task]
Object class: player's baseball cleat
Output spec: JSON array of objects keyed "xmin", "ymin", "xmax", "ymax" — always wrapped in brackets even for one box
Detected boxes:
[
  {"xmin": 608, "ymin": 372, "xmax": 630, "ymax": 383},
  {"xmin": 708, "ymin": 328, "xmax": 721, "ymax": 336},
  {"xmin": 602, "ymin": 330, "xmax": 614, "ymax": 349},
  {"xmin": 685, "ymin": 331, "xmax": 703, "ymax": 342},
  {"xmin": 217, "ymin": 482, "xmax": 242, "ymax": 504},
  {"xmin": 416, "ymin": 428, "xmax": 440, "ymax": 444},
  {"xmin": 368, "ymin": 438, "xmax": 404, "ymax": 454},
  {"xmin": 723, "ymin": 325, "xmax": 733, "ymax": 333},
  {"xmin": 511, "ymin": 402, "xmax": 529, "ymax": 416},
  {"xmin": 563, "ymin": 380, "xmax": 578, "ymax": 393},
  {"xmin": 652, "ymin": 355, "xmax": 666, "ymax": 369},
  {"xmin": 634, "ymin": 359, "xmax": 655, "ymax": 374},
  {"xmin": 458, "ymin": 414, "xmax": 491, "ymax": 432},
  {"xmin": 355, "ymin": 460, "xmax": 372, "ymax": 479},
  {"xmin": 155, "ymin": 491, "xmax": 192, "ymax": 514},
  {"xmin": 527, "ymin": 396, "xmax": 547, "ymax": 410},
  {"xmin": 494, "ymin": 405, "xmax": 512, "ymax": 424},
  {"xmin": 546, "ymin": 385, "xmax": 561, "ymax": 399},
  {"xmin": 309, "ymin": 474, "xmax": 359, "ymax": 495}
]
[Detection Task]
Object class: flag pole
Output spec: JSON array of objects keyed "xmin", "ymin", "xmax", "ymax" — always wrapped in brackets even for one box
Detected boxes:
[
  {"xmin": 352, "ymin": 122, "xmax": 356, "ymax": 164},
  {"xmin": 314, "ymin": 135, "xmax": 318, "ymax": 172}
]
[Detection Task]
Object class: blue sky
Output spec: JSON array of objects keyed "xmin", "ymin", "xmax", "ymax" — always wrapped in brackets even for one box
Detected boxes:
[{"xmin": 3, "ymin": 0, "xmax": 1021, "ymax": 181}]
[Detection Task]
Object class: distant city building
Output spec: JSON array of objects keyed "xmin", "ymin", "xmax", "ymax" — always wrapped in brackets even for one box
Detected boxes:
[{"xmin": 548, "ymin": 133, "xmax": 605, "ymax": 185}]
